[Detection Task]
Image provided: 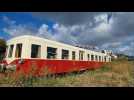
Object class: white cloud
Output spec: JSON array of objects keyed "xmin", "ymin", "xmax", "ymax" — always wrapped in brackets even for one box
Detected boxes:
[
  {"xmin": 101, "ymin": 42, "xmax": 121, "ymax": 49},
  {"xmin": 3, "ymin": 24, "xmax": 33, "ymax": 36},
  {"xmin": 2, "ymin": 13, "xmax": 134, "ymax": 56},
  {"xmin": 3, "ymin": 16, "xmax": 16, "ymax": 25},
  {"xmin": 94, "ymin": 13, "xmax": 107, "ymax": 23},
  {"xmin": 53, "ymin": 23, "xmax": 59, "ymax": 29},
  {"xmin": 50, "ymin": 21, "xmax": 114, "ymax": 46},
  {"xmin": 53, "ymin": 23, "xmax": 70, "ymax": 34},
  {"xmin": 93, "ymin": 14, "xmax": 114, "ymax": 37},
  {"xmin": 119, "ymin": 46, "xmax": 130, "ymax": 52},
  {"xmin": 118, "ymin": 45, "xmax": 134, "ymax": 56},
  {"xmin": 38, "ymin": 24, "xmax": 49, "ymax": 34},
  {"xmin": 2, "ymin": 16, "xmax": 34, "ymax": 37},
  {"xmin": 51, "ymin": 23, "xmax": 79, "ymax": 45},
  {"xmin": 38, "ymin": 24, "xmax": 50, "ymax": 35},
  {"xmin": 93, "ymin": 23, "xmax": 110, "ymax": 33},
  {"xmin": 36, "ymin": 24, "xmax": 53, "ymax": 39}
]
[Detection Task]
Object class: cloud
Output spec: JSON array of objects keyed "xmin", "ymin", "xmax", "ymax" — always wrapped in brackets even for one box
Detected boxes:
[
  {"xmin": 31, "ymin": 12, "xmax": 134, "ymax": 56},
  {"xmin": 3, "ymin": 25, "xmax": 33, "ymax": 37},
  {"xmin": 101, "ymin": 42, "xmax": 122, "ymax": 49},
  {"xmin": 2, "ymin": 16, "xmax": 37, "ymax": 37},
  {"xmin": 32, "ymin": 12, "xmax": 104, "ymax": 26},
  {"xmin": 3, "ymin": 16, "xmax": 16, "ymax": 25},
  {"xmin": 118, "ymin": 44, "xmax": 134, "ymax": 56},
  {"xmin": 93, "ymin": 17, "xmax": 113, "ymax": 34},
  {"xmin": 94, "ymin": 13, "xmax": 108, "ymax": 23},
  {"xmin": 2, "ymin": 13, "xmax": 134, "ymax": 56},
  {"xmin": 51, "ymin": 23, "xmax": 79, "ymax": 45},
  {"xmin": 37, "ymin": 24, "xmax": 53, "ymax": 39},
  {"xmin": 119, "ymin": 46, "xmax": 130, "ymax": 52}
]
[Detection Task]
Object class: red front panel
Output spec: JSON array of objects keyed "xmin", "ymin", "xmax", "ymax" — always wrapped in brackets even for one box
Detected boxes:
[{"xmin": 0, "ymin": 60, "xmax": 7, "ymax": 65}]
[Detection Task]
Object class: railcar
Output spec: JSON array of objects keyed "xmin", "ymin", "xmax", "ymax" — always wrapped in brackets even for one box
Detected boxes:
[{"xmin": 0, "ymin": 35, "xmax": 111, "ymax": 75}]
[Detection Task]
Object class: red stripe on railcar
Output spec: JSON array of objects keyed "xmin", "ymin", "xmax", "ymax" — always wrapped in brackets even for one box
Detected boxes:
[{"xmin": 9, "ymin": 59, "xmax": 104, "ymax": 76}]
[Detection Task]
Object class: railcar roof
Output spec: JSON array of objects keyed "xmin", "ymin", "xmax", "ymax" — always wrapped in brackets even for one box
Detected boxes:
[{"xmin": 7, "ymin": 35, "xmax": 106, "ymax": 55}]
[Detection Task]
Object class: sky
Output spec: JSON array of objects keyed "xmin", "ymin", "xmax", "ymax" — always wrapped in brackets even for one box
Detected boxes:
[{"xmin": 0, "ymin": 12, "xmax": 134, "ymax": 56}]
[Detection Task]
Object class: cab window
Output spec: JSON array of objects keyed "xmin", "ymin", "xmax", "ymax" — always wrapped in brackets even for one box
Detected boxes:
[
  {"xmin": 8, "ymin": 45, "xmax": 14, "ymax": 58},
  {"xmin": 15, "ymin": 43, "xmax": 22, "ymax": 58}
]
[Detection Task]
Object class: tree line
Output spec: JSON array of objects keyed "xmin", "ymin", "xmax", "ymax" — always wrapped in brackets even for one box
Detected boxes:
[{"xmin": 0, "ymin": 39, "xmax": 6, "ymax": 60}]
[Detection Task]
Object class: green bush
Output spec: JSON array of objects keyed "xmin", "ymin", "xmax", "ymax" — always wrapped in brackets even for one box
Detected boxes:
[
  {"xmin": 0, "ymin": 39, "xmax": 6, "ymax": 61},
  {"xmin": 0, "ymin": 65, "xmax": 3, "ymax": 72},
  {"xmin": 0, "ymin": 55, "xmax": 4, "ymax": 61}
]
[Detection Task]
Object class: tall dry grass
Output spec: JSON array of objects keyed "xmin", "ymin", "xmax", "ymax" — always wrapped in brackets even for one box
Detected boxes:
[{"xmin": 0, "ymin": 59, "xmax": 134, "ymax": 87}]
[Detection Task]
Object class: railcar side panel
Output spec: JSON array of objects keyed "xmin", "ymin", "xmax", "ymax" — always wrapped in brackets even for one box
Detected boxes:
[{"xmin": 10, "ymin": 59, "xmax": 104, "ymax": 76}]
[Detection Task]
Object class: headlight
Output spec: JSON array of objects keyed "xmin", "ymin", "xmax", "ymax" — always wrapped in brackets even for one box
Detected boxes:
[{"xmin": 18, "ymin": 59, "xmax": 24, "ymax": 64}]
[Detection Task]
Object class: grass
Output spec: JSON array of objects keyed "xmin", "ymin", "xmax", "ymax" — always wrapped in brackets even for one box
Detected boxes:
[{"xmin": 0, "ymin": 59, "xmax": 134, "ymax": 87}]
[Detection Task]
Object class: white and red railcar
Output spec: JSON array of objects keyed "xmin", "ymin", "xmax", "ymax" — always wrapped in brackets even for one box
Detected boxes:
[{"xmin": 0, "ymin": 35, "xmax": 111, "ymax": 75}]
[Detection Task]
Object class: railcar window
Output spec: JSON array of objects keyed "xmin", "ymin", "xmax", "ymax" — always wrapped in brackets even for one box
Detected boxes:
[
  {"xmin": 47, "ymin": 47, "xmax": 57, "ymax": 59},
  {"xmin": 95, "ymin": 55, "xmax": 98, "ymax": 61},
  {"xmin": 72, "ymin": 51, "xmax": 75, "ymax": 60},
  {"xmin": 6, "ymin": 46, "xmax": 8, "ymax": 58},
  {"xmin": 62, "ymin": 49, "xmax": 69, "ymax": 59},
  {"xmin": 91, "ymin": 55, "xmax": 94, "ymax": 61},
  {"xmin": 87, "ymin": 54, "xmax": 90, "ymax": 61},
  {"xmin": 31, "ymin": 44, "xmax": 41, "ymax": 58},
  {"xmin": 99, "ymin": 56, "xmax": 101, "ymax": 62},
  {"xmin": 8, "ymin": 45, "xmax": 14, "ymax": 58},
  {"xmin": 15, "ymin": 44, "xmax": 22, "ymax": 58},
  {"xmin": 105, "ymin": 56, "xmax": 107, "ymax": 62},
  {"xmin": 79, "ymin": 51, "xmax": 84, "ymax": 60}
]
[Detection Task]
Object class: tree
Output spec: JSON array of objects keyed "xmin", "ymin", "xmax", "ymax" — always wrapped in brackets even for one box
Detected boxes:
[{"xmin": 0, "ymin": 39, "xmax": 6, "ymax": 60}]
